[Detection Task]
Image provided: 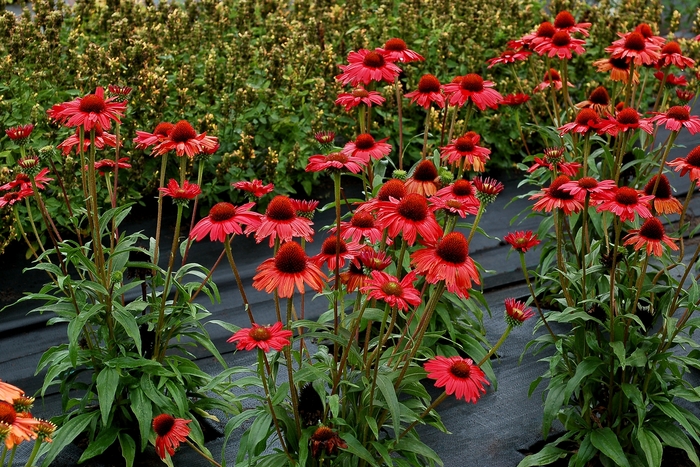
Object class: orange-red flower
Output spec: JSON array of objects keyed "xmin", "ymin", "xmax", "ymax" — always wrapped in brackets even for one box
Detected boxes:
[
  {"xmin": 5, "ymin": 124, "xmax": 34, "ymax": 145},
  {"xmin": 227, "ymin": 322, "xmax": 293, "ymax": 352},
  {"xmin": 0, "ymin": 400, "xmax": 39, "ymax": 449},
  {"xmin": 644, "ymin": 175, "xmax": 683, "ymax": 214},
  {"xmin": 440, "ymin": 132, "xmax": 491, "ymax": 171},
  {"xmin": 404, "ymin": 74, "xmax": 445, "ymax": 109},
  {"xmin": 405, "ymin": 160, "xmax": 440, "ymax": 196},
  {"xmin": 534, "ymin": 30, "xmax": 586, "ymax": 59},
  {"xmin": 361, "ymin": 270, "xmax": 421, "ymax": 311},
  {"xmin": 623, "ymin": 217, "xmax": 678, "ymax": 256},
  {"xmin": 336, "ymin": 49, "xmax": 402, "ymax": 86},
  {"xmin": 58, "ymin": 125, "xmax": 119, "ymax": 155},
  {"xmin": 531, "ymin": 175, "xmax": 584, "ymax": 215},
  {"xmin": 335, "ymin": 87, "xmax": 385, "ymax": 111},
  {"xmin": 650, "ymin": 106, "xmax": 700, "ymax": 134},
  {"xmin": 424, "ymin": 356, "xmax": 489, "ymax": 403},
  {"xmin": 0, "ymin": 169, "xmax": 52, "ymax": 192},
  {"xmin": 553, "ymin": 11, "xmax": 591, "ymax": 36},
  {"xmin": 232, "ymin": 179, "xmax": 274, "ymax": 197},
  {"xmin": 152, "ymin": 120, "xmax": 219, "ymax": 158},
  {"xmin": 312, "ymin": 236, "xmax": 361, "ymax": 270},
  {"xmin": 152, "ymin": 414, "xmax": 191, "ymax": 459},
  {"xmin": 605, "ymin": 31, "xmax": 661, "ymax": 66},
  {"xmin": 47, "ymin": 86, "xmax": 126, "ymax": 131},
  {"xmin": 443, "ymin": 73, "xmax": 503, "ymax": 110},
  {"xmin": 381, "ymin": 38, "xmax": 424, "ymax": 62},
  {"xmin": 560, "ymin": 177, "xmax": 616, "ymax": 202},
  {"xmin": 133, "ymin": 122, "xmax": 174, "ymax": 150},
  {"xmin": 473, "ymin": 176, "xmax": 504, "ymax": 204},
  {"xmin": 0, "ymin": 188, "xmax": 33, "ymax": 209},
  {"xmin": 667, "ymin": 146, "xmax": 700, "ymax": 184},
  {"xmin": 252, "ymin": 241, "xmax": 327, "ymax": 297},
  {"xmin": 533, "ymin": 68, "xmax": 573, "ymax": 93},
  {"xmin": 504, "ymin": 231, "xmax": 540, "ymax": 253},
  {"xmin": 255, "ymin": 195, "xmax": 315, "ymax": 247},
  {"xmin": 342, "ymin": 133, "xmax": 392, "ymax": 162},
  {"xmin": 504, "ymin": 298, "xmax": 535, "ymax": 326},
  {"xmin": 434, "ymin": 179, "xmax": 479, "ymax": 207},
  {"xmin": 159, "ymin": 179, "xmax": 201, "ymax": 204},
  {"xmin": 559, "ymin": 108, "xmax": 602, "ymax": 135},
  {"xmin": 486, "ymin": 49, "xmax": 532, "ymax": 68},
  {"xmin": 306, "ymin": 152, "xmax": 366, "ymax": 174},
  {"xmin": 190, "ymin": 202, "xmax": 262, "ymax": 242},
  {"xmin": 92, "ymin": 157, "xmax": 131, "ymax": 175},
  {"xmin": 310, "ymin": 426, "xmax": 348, "ymax": 458},
  {"xmin": 575, "ymin": 86, "xmax": 612, "ymax": 116},
  {"xmin": 658, "ymin": 41, "xmax": 695, "ymax": 69},
  {"xmin": 501, "ymin": 93, "xmax": 531, "ymax": 106},
  {"xmin": 593, "ymin": 57, "xmax": 639, "ymax": 84},
  {"xmin": 596, "ymin": 186, "xmax": 653, "ymax": 222},
  {"xmin": 335, "ymin": 211, "xmax": 383, "ymax": 244},
  {"xmin": 375, "ymin": 193, "xmax": 442, "ymax": 246},
  {"xmin": 0, "ymin": 380, "xmax": 23, "ymax": 403},
  {"xmin": 597, "ymin": 107, "xmax": 653, "ymax": 137}
]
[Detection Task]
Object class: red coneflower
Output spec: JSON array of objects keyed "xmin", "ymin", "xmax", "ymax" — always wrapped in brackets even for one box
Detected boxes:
[
  {"xmin": 342, "ymin": 133, "xmax": 392, "ymax": 162},
  {"xmin": 335, "ymin": 86, "xmax": 386, "ymax": 111},
  {"xmin": 623, "ymin": 217, "xmax": 678, "ymax": 256},
  {"xmin": 605, "ymin": 31, "xmax": 661, "ymax": 66},
  {"xmin": 597, "ymin": 107, "xmax": 653, "ymax": 137},
  {"xmin": 107, "ymin": 84, "xmax": 132, "ymax": 101},
  {"xmin": 356, "ymin": 178, "xmax": 407, "ymax": 214},
  {"xmin": 0, "ymin": 188, "xmax": 33, "ymax": 209},
  {"xmin": 310, "ymin": 426, "xmax": 348, "ymax": 459},
  {"xmin": 405, "ymin": 159, "xmax": 440, "ymax": 196},
  {"xmin": 658, "ymin": 41, "xmax": 695, "ymax": 69},
  {"xmin": 575, "ymin": 86, "xmax": 612, "ymax": 116},
  {"xmin": 227, "ymin": 322, "xmax": 293, "ymax": 352},
  {"xmin": 411, "ymin": 231, "xmax": 480, "ymax": 298},
  {"xmin": 341, "ymin": 247, "xmax": 391, "ymax": 292},
  {"xmin": 430, "ymin": 195, "xmax": 479, "ymax": 218},
  {"xmin": 5, "ymin": 124, "xmax": 34, "ymax": 145},
  {"xmin": 504, "ymin": 298, "xmax": 535, "ymax": 326},
  {"xmin": 644, "ymin": 175, "xmax": 683, "ymax": 214},
  {"xmin": 650, "ymin": 105, "xmax": 700, "ymax": 134},
  {"xmin": 47, "ymin": 86, "xmax": 126, "ymax": 131},
  {"xmin": 440, "ymin": 132, "xmax": 491, "ymax": 171},
  {"xmin": 676, "ymin": 89, "xmax": 695, "ymax": 102},
  {"xmin": 92, "ymin": 157, "xmax": 131, "ymax": 176},
  {"xmin": 423, "ymin": 356, "xmax": 490, "ymax": 403},
  {"xmin": 335, "ymin": 211, "xmax": 383, "ymax": 244},
  {"xmin": 361, "ymin": 270, "xmax": 421, "ymax": 311},
  {"xmin": 133, "ymin": 122, "xmax": 174, "ymax": 150},
  {"xmin": 534, "ymin": 30, "xmax": 586, "ymax": 59},
  {"xmin": 58, "ymin": 125, "xmax": 119, "ymax": 155},
  {"xmin": 312, "ymin": 236, "xmax": 361, "ymax": 270},
  {"xmin": 553, "ymin": 11, "xmax": 591, "ymax": 36},
  {"xmin": 533, "ymin": 68, "xmax": 573, "ymax": 93},
  {"xmin": 0, "ymin": 169, "xmax": 52, "ymax": 192},
  {"xmin": 486, "ymin": 49, "xmax": 532, "ymax": 68},
  {"xmin": 255, "ymin": 195, "xmax": 315, "ymax": 247},
  {"xmin": 152, "ymin": 414, "xmax": 191, "ymax": 460},
  {"xmin": 531, "ymin": 175, "xmax": 584, "ymax": 215},
  {"xmin": 501, "ymin": 93, "xmax": 531, "ymax": 106},
  {"xmin": 32, "ymin": 419, "xmax": 57, "ymax": 442},
  {"xmin": 559, "ymin": 108, "xmax": 602, "ymax": 135},
  {"xmin": 252, "ymin": 241, "xmax": 327, "ymax": 297},
  {"xmin": 336, "ymin": 48, "xmax": 402, "ymax": 86},
  {"xmin": 667, "ymin": 146, "xmax": 700, "ymax": 183},
  {"xmin": 596, "ymin": 186, "xmax": 653, "ymax": 222},
  {"xmin": 404, "ymin": 74, "xmax": 445, "ymax": 109},
  {"xmin": 0, "ymin": 401, "xmax": 39, "ymax": 449},
  {"xmin": 560, "ymin": 177, "xmax": 616, "ymax": 202},
  {"xmin": 152, "ymin": 120, "xmax": 219, "ymax": 158},
  {"xmin": 434, "ymin": 179, "xmax": 480, "ymax": 207},
  {"xmin": 520, "ymin": 21, "xmax": 556, "ymax": 48},
  {"xmin": 0, "ymin": 380, "xmax": 23, "ymax": 402},
  {"xmin": 634, "ymin": 23, "xmax": 665, "ymax": 46},
  {"xmin": 381, "ymin": 38, "xmax": 424, "ymax": 62},
  {"xmin": 375, "ymin": 193, "xmax": 442, "ymax": 246},
  {"xmin": 190, "ymin": 202, "xmax": 262, "ymax": 242},
  {"xmin": 290, "ymin": 199, "xmax": 320, "ymax": 219},
  {"xmin": 314, "ymin": 131, "xmax": 335, "ymax": 147},
  {"xmin": 306, "ymin": 152, "xmax": 366, "ymax": 174},
  {"xmin": 503, "ymin": 231, "xmax": 541, "ymax": 253},
  {"xmin": 473, "ymin": 176, "xmax": 504, "ymax": 204},
  {"xmin": 654, "ymin": 71, "xmax": 688, "ymax": 88},
  {"xmin": 158, "ymin": 179, "xmax": 201, "ymax": 204},
  {"xmin": 593, "ymin": 57, "xmax": 639, "ymax": 84},
  {"xmin": 443, "ymin": 73, "xmax": 503, "ymax": 110},
  {"xmin": 232, "ymin": 179, "xmax": 274, "ymax": 197}
]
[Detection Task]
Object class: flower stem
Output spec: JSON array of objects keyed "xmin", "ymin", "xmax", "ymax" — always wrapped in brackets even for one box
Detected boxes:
[
  {"xmin": 467, "ymin": 203, "xmax": 485, "ymax": 244},
  {"xmin": 154, "ymin": 153, "xmax": 169, "ymax": 266},
  {"xmin": 519, "ymin": 252, "xmax": 556, "ymax": 340},
  {"xmin": 224, "ymin": 235, "xmax": 255, "ymax": 324},
  {"xmin": 421, "ymin": 108, "xmax": 431, "ymax": 159},
  {"xmin": 395, "ymin": 77, "xmax": 405, "ymax": 169},
  {"xmin": 184, "ymin": 439, "xmax": 222, "ymax": 467},
  {"xmin": 477, "ymin": 325, "xmax": 512, "ymax": 366},
  {"xmin": 24, "ymin": 438, "xmax": 43, "ymax": 467},
  {"xmin": 398, "ymin": 391, "xmax": 449, "ymax": 440}
]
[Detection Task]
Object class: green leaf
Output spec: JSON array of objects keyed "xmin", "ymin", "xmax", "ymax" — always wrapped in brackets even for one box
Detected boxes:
[
  {"xmin": 637, "ymin": 427, "xmax": 662, "ymax": 467},
  {"xmin": 97, "ymin": 367, "xmax": 120, "ymax": 425},
  {"xmin": 590, "ymin": 427, "xmax": 631, "ymax": 467},
  {"xmin": 328, "ymin": 394, "xmax": 340, "ymax": 418},
  {"xmin": 395, "ymin": 437, "xmax": 444, "ymax": 466},
  {"xmin": 119, "ymin": 432, "xmax": 136, "ymax": 467},
  {"xmin": 651, "ymin": 421, "xmax": 700, "ymax": 467},
  {"xmin": 565, "ymin": 357, "xmax": 602, "ymax": 401},
  {"xmin": 112, "ymin": 305, "xmax": 142, "ymax": 355},
  {"xmin": 40, "ymin": 412, "xmax": 99, "ymax": 467},
  {"xmin": 130, "ymin": 388, "xmax": 153, "ymax": 450},
  {"xmin": 376, "ymin": 372, "xmax": 401, "ymax": 439},
  {"xmin": 542, "ymin": 376, "xmax": 567, "ymax": 438},
  {"xmin": 342, "ymin": 433, "xmax": 379, "ymax": 466},
  {"xmin": 247, "ymin": 411, "xmax": 273, "ymax": 454},
  {"xmin": 365, "ymin": 415, "xmax": 379, "ymax": 439},
  {"xmin": 79, "ymin": 426, "xmax": 120, "ymax": 462},
  {"xmin": 516, "ymin": 445, "xmax": 568, "ymax": 467}
]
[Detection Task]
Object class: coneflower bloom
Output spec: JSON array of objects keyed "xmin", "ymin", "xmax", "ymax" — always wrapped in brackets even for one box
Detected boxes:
[
  {"xmin": 356, "ymin": 178, "xmax": 407, "ymax": 214},
  {"xmin": 107, "ymin": 84, "xmax": 132, "ymax": 101},
  {"xmin": 158, "ymin": 179, "xmax": 201, "ymax": 204},
  {"xmin": 593, "ymin": 57, "xmax": 639, "ymax": 84},
  {"xmin": 0, "ymin": 189, "xmax": 33, "ymax": 209},
  {"xmin": 306, "ymin": 152, "xmax": 366, "ymax": 174},
  {"xmin": 667, "ymin": 146, "xmax": 700, "ymax": 183},
  {"xmin": 290, "ymin": 199, "xmax": 320, "ymax": 219},
  {"xmin": 503, "ymin": 231, "xmax": 541, "ymax": 253},
  {"xmin": 0, "ymin": 169, "xmax": 52, "ymax": 192},
  {"xmin": 676, "ymin": 89, "xmax": 695, "ymax": 102},
  {"xmin": 334, "ymin": 211, "xmax": 383, "ymax": 244},
  {"xmin": 312, "ymin": 236, "xmax": 361, "ymax": 270},
  {"xmin": 534, "ymin": 30, "xmax": 586, "ymax": 59},
  {"xmin": 597, "ymin": 107, "xmax": 653, "ymax": 136},
  {"xmin": 0, "ymin": 380, "xmax": 23, "ymax": 402},
  {"xmin": 533, "ymin": 68, "xmax": 573, "ymax": 93},
  {"xmin": 314, "ymin": 131, "xmax": 335, "ymax": 147},
  {"xmin": 5, "ymin": 124, "xmax": 34, "ymax": 145},
  {"xmin": 405, "ymin": 159, "xmax": 440, "ymax": 196},
  {"xmin": 47, "ymin": 86, "xmax": 126, "ymax": 131},
  {"xmin": 650, "ymin": 106, "xmax": 700, "ymax": 134},
  {"xmin": 596, "ymin": 186, "xmax": 653, "ymax": 222},
  {"xmin": 430, "ymin": 195, "xmax": 479, "ymax": 217},
  {"xmin": 190, "ymin": 202, "xmax": 262, "ymax": 242},
  {"xmin": 434, "ymin": 179, "xmax": 480, "ymax": 207},
  {"xmin": 553, "ymin": 10, "xmax": 591, "ymax": 36},
  {"xmin": 0, "ymin": 401, "xmax": 39, "ymax": 449},
  {"xmin": 252, "ymin": 241, "xmax": 327, "ymax": 297},
  {"xmin": 501, "ymin": 93, "xmax": 531, "ymax": 106},
  {"xmin": 530, "ymin": 175, "xmax": 584, "ymax": 215},
  {"xmin": 443, "ymin": 73, "xmax": 503, "ymax": 110},
  {"xmin": 644, "ymin": 175, "xmax": 683, "ymax": 214},
  {"xmin": 605, "ymin": 31, "xmax": 661, "ymax": 66},
  {"xmin": 32, "ymin": 419, "xmax": 57, "ymax": 442},
  {"xmin": 58, "ymin": 125, "xmax": 119, "ymax": 155},
  {"xmin": 92, "ymin": 157, "xmax": 131, "ymax": 175},
  {"xmin": 527, "ymin": 147, "xmax": 581, "ymax": 177},
  {"xmin": 382, "ymin": 38, "xmax": 424, "ymax": 62},
  {"xmin": 133, "ymin": 122, "xmax": 174, "ymax": 150},
  {"xmin": 423, "ymin": 356, "xmax": 489, "ymax": 403},
  {"xmin": 634, "ymin": 23, "xmax": 665, "ymax": 46},
  {"xmin": 227, "ymin": 322, "xmax": 293, "ymax": 352},
  {"xmin": 473, "ymin": 176, "xmax": 504, "ymax": 204},
  {"xmin": 232, "ymin": 179, "xmax": 274, "ymax": 197},
  {"xmin": 575, "ymin": 86, "xmax": 612, "ymax": 116},
  {"xmin": 559, "ymin": 108, "xmax": 602, "ymax": 135},
  {"xmin": 520, "ymin": 22, "xmax": 556, "ymax": 48},
  {"xmin": 404, "ymin": 74, "xmax": 445, "ymax": 109},
  {"xmin": 504, "ymin": 298, "xmax": 535, "ymax": 327},
  {"xmin": 342, "ymin": 133, "xmax": 392, "ymax": 162},
  {"xmin": 411, "ymin": 231, "xmax": 480, "ymax": 298},
  {"xmin": 361, "ymin": 270, "xmax": 421, "ymax": 311},
  {"xmin": 152, "ymin": 120, "xmax": 219, "ymax": 158},
  {"xmin": 310, "ymin": 426, "xmax": 348, "ymax": 459},
  {"xmin": 335, "ymin": 87, "xmax": 385, "ymax": 111},
  {"xmin": 658, "ymin": 41, "xmax": 695, "ymax": 69},
  {"xmin": 152, "ymin": 414, "xmax": 191, "ymax": 459},
  {"xmin": 375, "ymin": 193, "xmax": 442, "ymax": 246},
  {"xmin": 560, "ymin": 177, "xmax": 616, "ymax": 203},
  {"xmin": 336, "ymin": 48, "xmax": 402, "ymax": 86},
  {"xmin": 254, "ymin": 195, "xmax": 314, "ymax": 247},
  {"xmin": 623, "ymin": 217, "xmax": 678, "ymax": 256},
  {"xmin": 654, "ymin": 71, "xmax": 689, "ymax": 88},
  {"xmin": 440, "ymin": 132, "xmax": 491, "ymax": 171},
  {"xmin": 486, "ymin": 49, "xmax": 532, "ymax": 68},
  {"xmin": 341, "ymin": 247, "xmax": 391, "ymax": 292}
]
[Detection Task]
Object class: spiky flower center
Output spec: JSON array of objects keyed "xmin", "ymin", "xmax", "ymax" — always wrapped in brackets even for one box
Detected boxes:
[
  {"xmin": 413, "ymin": 160, "xmax": 438, "ymax": 181},
  {"xmin": 381, "ymin": 281, "xmax": 402, "ymax": 296},
  {"xmin": 79, "ymin": 94, "xmax": 106, "ymax": 113},
  {"xmin": 209, "ymin": 202, "xmax": 237, "ymax": 222},
  {"xmin": 576, "ymin": 109, "xmax": 599, "ymax": 126},
  {"xmin": 152, "ymin": 414, "xmax": 175, "ymax": 437},
  {"xmin": 551, "ymin": 31, "xmax": 571, "ymax": 47},
  {"xmin": 351, "ymin": 212, "xmax": 375, "ymax": 228},
  {"xmin": 450, "ymin": 360, "xmax": 472, "ymax": 378},
  {"xmin": 578, "ymin": 177, "xmax": 599, "ymax": 190},
  {"xmin": 616, "ymin": 108, "xmax": 639, "ymax": 125},
  {"xmin": 639, "ymin": 218, "xmax": 664, "ymax": 240},
  {"xmin": 397, "ymin": 193, "xmax": 428, "ymax": 221},
  {"xmin": 315, "ymin": 132, "xmax": 335, "ymax": 145},
  {"xmin": 267, "ymin": 196, "xmax": 296, "ymax": 221},
  {"xmin": 377, "ymin": 179, "xmax": 406, "ymax": 201},
  {"xmin": 154, "ymin": 122, "xmax": 174, "ymax": 136},
  {"xmin": 326, "ymin": 152, "xmax": 348, "ymax": 164},
  {"xmin": 274, "ymin": 242, "xmax": 307, "ymax": 274},
  {"xmin": 355, "ymin": 133, "xmax": 376, "ymax": 150},
  {"xmin": 0, "ymin": 401, "xmax": 16, "ymax": 426},
  {"xmin": 609, "ymin": 57, "xmax": 630, "ymax": 70},
  {"xmin": 170, "ymin": 120, "xmax": 197, "ymax": 142},
  {"xmin": 384, "ymin": 38, "xmax": 407, "ymax": 51},
  {"xmin": 545, "ymin": 68, "xmax": 561, "ymax": 81},
  {"xmin": 554, "ymin": 11, "xmax": 575, "ymax": 29},
  {"xmin": 662, "ymin": 41, "xmax": 682, "ymax": 55},
  {"xmin": 536, "ymin": 22, "xmax": 556, "ymax": 38},
  {"xmin": 624, "ymin": 32, "xmax": 646, "ymax": 51},
  {"xmin": 615, "ymin": 187, "xmax": 639, "ymax": 205},
  {"xmin": 312, "ymin": 426, "xmax": 335, "ymax": 441},
  {"xmin": 417, "ymin": 74, "xmax": 441, "ymax": 93},
  {"xmin": 687, "ymin": 146, "xmax": 700, "ymax": 167},
  {"xmin": 461, "ymin": 74, "xmax": 484, "ymax": 92},
  {"xmin": 452, "ymin": 179, "xmax": 474, "ymax": 196},
  {"xmin": 543, "ymin": 147, "xmax": 565, "ymax": 163},
  {"xmin": 436, "ymin": 232, "xmax": 468, "ymax": 264},
  {"xmin": 666, "ymin": 106, "xmax": 690, "ymax": 121},
  {"xmin": 455, "ymin": 136, "xmax": 475, "ymax": 152},
  {"xmin": 589, "ymin": 86, "xmax": 610, "ymax": 105},
  {"xmin": 249, "ymin": 326, "xmax": 273, "ymax": 341},
  {"xmin": 362, "ymin": 51, "xmax": 385, "ymax": 68},
  {"xmin": 644, "ymin": 175, "xmax": 671, "ymax": 198},
  {"xmin": 352, "ymin": 88, "xmax": 369, "ymax": 98},
  {"xmin": 549, "ymin": 176, "xmax": 573, "ymax": 199},
  {"xmin": 636, "ymin": 23, "xmax": 654, "ymax": 38},
  {"xmin": 321, "ymin": 237, "xmax": 347, "ymax": 255}
]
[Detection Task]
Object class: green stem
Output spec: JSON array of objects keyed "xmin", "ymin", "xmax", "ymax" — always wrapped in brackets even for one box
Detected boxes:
[
  {"xmin": 184, "ymin": 439, "xmax": 222, "ymax": 467},
  {"xmin": 466, "ymin": 203, "xmax": 485, "ymax": 244},
  {"xmin": 395, "ymin": 77, "xmax": 405, "ymax": 170},
  {"xmin": 224, "ymin": 235, "xmax": 255, "ymax": 325},
  {"xmin": 421, "ymin": 107, "xmax": 431, "ymax": 159},
  {"xmin": 259, "ymin": 350, "xmax": 292, "ymax": 461},
  {"xmin": 154, "ymin": 153, "xmax": 169, "ymax": 266},
  {"xmin": 519, "ymin": 252, "xmax": 556, "ymax": 340},
  {"xmin": 24, "ymin": 438, "xmax": 43, "ymax": 467},
  {"xmin": 477, "ymin": 325, "xmax": 512, "ymax": 366},
  {"xmin": 398, "ymin": 392, "xmax": 449, "ymax": 440}
]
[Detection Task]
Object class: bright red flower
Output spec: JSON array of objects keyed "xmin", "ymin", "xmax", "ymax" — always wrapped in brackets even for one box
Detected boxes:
[
  {"xmin": 597, "ymin": 107, "xmax": 653, "ymax": 136},
  {"xmin": 58, "ymin": 124, "xmax": 119, "ymax": 155},
  {"xmin": 361, "ymin": 270, "xmax": 421, "ymax": 311},
  {"xmin": 404, "ymin": 74, "xmax": 445, "ymax": 109},
  {"xmin": 634, "ymin": 23, "xmax": 665, "ymax": 46},
  {"xmin": 593, "ymin": 57, "xmax": 639, "ymax": 84},
  {"xmin": 623, "ymin": 217, "xmax": 678, "ymax": 256},
  {"xmin": 306, "ymin": 152, "xmax": 366, "ymax": 174},
  {"xmin": 290, "ymin": 199, "xmax": 320, "ymax": 219},
  {"xmin": 411, "ymin": 231, "xmax": 480, "ymax": 298},
  {"xmin": 152, "ymin": 120, "xmax": 219, "ymax": 158},
  {"xmin": 5, "ymin": 124, "xmax": 34, "ymax": 145},
  {"xmin": 440, "ymin": 132, "xmax": 491, "ymax": 171},
  {"xmin": 133, "ymin": 122, "xmax": 174, "ymax": 150},
  {"xmin": 47, "ymin": 87, "xmax": 126, "ymax": 131},
  {"xmin": 335, "ymin": 211, "xmax": 383, "ymax": 244},
  {"xmin": 596, "ymin": 186, "xmax": 653, "ymax": 222},
  {"xmin": 486, "ymin": 49, "xmax": 532, "ymax": 68},
  {"xmin": 560, "ymin": 177, "xmax": 616, "ymax": 202},
  {"xmin": 650, "ymin": 105, "xmax": 700, "ymax": 134},
  {"xmin": 335, "ymin": 87, "xmax": 385, "ymax": 111},
  {"xmin": 158, "ymin": 179, "xmax": 201, "ymax": 203},
  {"xmin": 654, "ymin": 71, "xmax": 688, "ymax": 87},
  {"xmin": 336, "ymin": 49, "xmax": 402, "ymax": 86},
  {"xmin": 676, "ymin": 89, "xmax": 695, "ymax": 102},
  {"xmin": 190, "ymin": 202, "xmax": 262, "ymax": 242},
  {"xmin": 227, "ymin": 322, "xmax": 293, "ymax": 352},
  {"xmin": 605, "ymin": 31, "xmax": 661, "ymax": 66},
  {"xmin": 430, "ymin": 195, "xmax": 479, "ymax": 218},
  {"xmin": 534, "ymin": 30, "xmax": 586, "ymax": 59},
  {"xmin": 575, "ymin": 86, "xmax": 612, "ymax": 116},
  {"xmin": 424, "ymin": 356, "xmax": 489, "ymax": 403},
  {"xmin": 356, "ymin": 178, "xmax": 407, "ymax": 215},
  {"xmin": 341, "ymin": 247, "xmax": 392, "ymax": 292},
  {"xmin": 504, "ymin": 298, "xmax": 535, "ymax": 327},
  {"xmin": 434, "ymin": 179, "xmax": 480, "ymax": 207},
  {"xmin": 520, "ymin": 21, "xmax": 556, "ymax": 48},
  {"xmin": 381, "ymin": 38, "xmax": 424, "ymax": 62},
  {"xmin": 314, "ymin": 131, "xmax": 336, "ymax": 146},
  {"xmin": 375, "ymin": 193, "xmax": 442, "ymax": 246},
  {"xmin": 312, "ymin": 236, "xmax": 361, "ymax": 270},
  {"xmin": 0, "ymin": 169, "xmax": 52, "ymax": 192},
  {"xmin": 531, "ymin": 175, "xmax": 584, "ymax": 215},
  {"xmin": 0, "ymin": 401, "xmax": 39, "ymax": 449},
  {"xmin": 553, "ymin": 11, "xmax": 591, "ymax": 36},
  {"xmin": 107, "ymin": 84, "xmax": 132, "ymax": 102},
  {"xmin": 667, "ymin": 146, "xmax": 700, "ymax": 183},
  {"xmin": 342, "ymin": 134, "xmax": 392, "ymax": 162},
  {"xmin": 559, "ymin": 108, "xmax": 602, "ymax": 136},
  {"xmin": 473, "ymin": 176, "xmax": 504, "ymax": 204},
  {"xmin": 254, "ymin": 196, "xmax": 315, "ymax": 246},
  {"xmin": 232, "ymin": 179, "xmax": 274, "ymax": 197},
  {"xmin": 253, "ymin": 241, "xmax": 327, "ymax": 297},
  {"xmin": 501, "ymin": 93, "xmax": 531, "ymax": 106},
  {"xmin": 503, "ymin": 231, "xmax": 541, "ymax": 253},
  {"xmin": 310, "ymin": 426, "xmax": 348, "ymax": 458},
  {"xmin": 92, "ymin": 157, "xmax": 131, "ymax": 175},
  {"xmin": 533, "ymin": 68, "xmax": 574, "ymax": 93},
  {"xmin": 443, "ymin": 73, "xmax": 503, "ymax": 110},
  {"xmin": 405, "ymin": 160, "xmax": 440, "ymax": 196},
  {"xmin": 658, "ymin": 41, "xmax": 695, "ymax": 69},
  {"xmin": 152, "ymin": 414, "xmax": 191, "ymax": 460},
  {"xmin": 0, "ymin": 188, "xmax": 33, "ymax": 208},
  {"xmin": 643, "ymin": 175, "xmax": 682, "ymax": 214}
]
